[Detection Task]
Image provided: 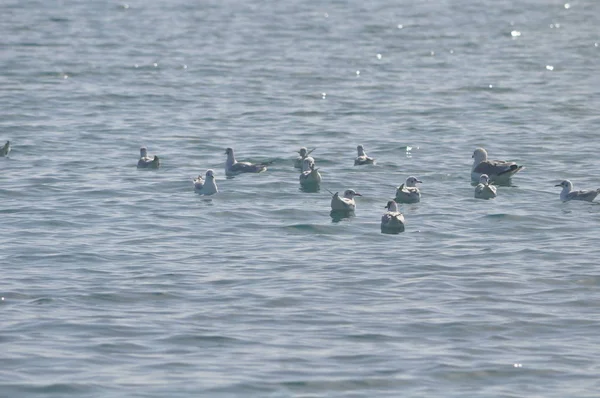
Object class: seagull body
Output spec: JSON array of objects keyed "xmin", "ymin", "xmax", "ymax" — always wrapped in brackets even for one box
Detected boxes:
[
  {"xmin": 331, "ymin": 189, "xmax": 361, "ymax": 211},
  {"xmin": 471, "ymin": 147, "xmax": 523, "ymax": 184},
  {"xmin": 194, "ymin": 169, "xmax": 218, "ymax": 195},
  {"xmin": 474, "ymin": 174, "xmax": 497, "ymax": 199},
  {"xmin": 0, "ymin": 141, "xmax": 10, "ymax": 157},
  {"xmin": 294, "ymin": 147, "xmax": 316, "ymax": 169},
  {"xmin": 225, "ymin": 147, "xmax": 271, "ymax": 176},
  {"xmin": 381, "ymin": 200, "xmax": 405, "ymax": 233},
  {"xmin": 299, "ymin": 158, "xmax": 321, "ymax": 186},
  {"xmin": 137, "ymin": 147, "xmax": 160, "ymax": 169},
  {"xmin": 395, "ymin": 176, "xmax": 422, "ymax": 203},
  {"xmin": 354, "ymin": 145, "xmax": 375, "ymax": 166},
  {"xmin": 556, "ymin": 180, "xmax": 600, "ymax": 202}
]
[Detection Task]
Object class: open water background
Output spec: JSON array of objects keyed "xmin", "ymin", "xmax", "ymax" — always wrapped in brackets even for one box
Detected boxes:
[{"xmin": 1, "ymin": 0, "xmax": 600, "ymax": 396}]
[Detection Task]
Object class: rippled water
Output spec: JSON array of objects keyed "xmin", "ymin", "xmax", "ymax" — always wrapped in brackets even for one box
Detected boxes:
[{"xmin": 2, "ymin": 0, "xmax": 600, "ymax": 396}]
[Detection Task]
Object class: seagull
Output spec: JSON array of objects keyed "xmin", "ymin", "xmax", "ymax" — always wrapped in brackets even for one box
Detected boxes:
[
  {"xmin": 193, "ymin": 169, "xmax": 218, "ymax": 195},
  {"xmin": 137, "ymin": 147, "xmax": 160, "ymax": 169},
  {"xmin": 354, "ymin": 145, "xmax": 375, "ymax": 166},
  {"xmin": 474, "ymin": 174, "xmax": 497, "ymax": 199},
  {"xmin": 225, "ymin": 147, "xmax": 272, "ymax": 176},
  {"xmin": 381, "ymin": 200, "xmax": 405, "ymax": 233},
  {"xmin": 331, "ymin": 189, "xmax": 362, "ymax": 211},
  {"xmin": 471, "ymin": 147, "xmax": 523, "ymax": 184},
  {"xmin": 294, "ymin": 147, "xmax": 316, "ymax": 169},
  {"xmin": 555, "ymin": 180, "xmax": 600, "ymax": 202},
  {"xmin": 299, "ymin": 158, "xmax": 321, "ymax": 186},
  {"xmin": 0, "ymin": 141, "xmax": 11, "ymax": 157},
  {"xmin": 395, "ymin": 176, "xmax": 422, "ymax": 203}
]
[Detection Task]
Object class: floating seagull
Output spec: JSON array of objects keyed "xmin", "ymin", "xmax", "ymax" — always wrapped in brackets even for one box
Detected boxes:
[
  {"xmin": 194, "ymin": 169, "xmax": 218, "ymax": 195},
  {"xmin": 137, "ymin": 147, "xmax": 160, "ymax": 169},
  {"xmin": 395, "ymin": 176, "xmax": 422, "ymax": 203},
  {"xmin": 381, "ymin": 200, "xmax": 405, "ymax": 233},
  {"xmin": 225, "ymin": 147, "xmax": 272, "ymax": 176},
  {"xmin": 556, "ymin": 180, "xmax": 600, "ymax": 202},
  {"xmin": 299, "ymin": 158, "xmax": 322, "ymax": 186},
  {"xmin": 294, "ymin": 147, "xmax": 316, "ymax": 169},
  {"xmin": 474, "ymin": 174, "xmax": 497, "ymax": 199},
  {"xmin": 471, "ymin": 147, "xmax": 523, "ymax": 184},
  {"xmin": 331, "ymin": 189, "xmax": 362, "ymax": 211},
  {"xmin": 0, "ymin": 141, "xmax": 10, "ymax": 157},
  {"xmin": 354, "ymin": 145, "xmax": 375, "ymax": 166}
]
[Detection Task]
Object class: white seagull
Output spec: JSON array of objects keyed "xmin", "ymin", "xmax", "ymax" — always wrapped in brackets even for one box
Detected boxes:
[
  {"xmin": 471, "ymin": 147, "xmax": 523, "ymax": 183},
  {"xmin": 395, "ymin": 176, "xmax": 422, "ymax": 203},
  {"xmin": 474, "ymin": 174, "xmax": 497, "ymax": 199},
  {"xmin": 137, "ymin": 147, "xmax": 160, "ymax": 169},
  {"xmin": 381, "ymin": 200, "xmax": 405, "ymax": 233},
  {"xmin": 1, "ymin": 141, "xmax": 11, "ymax": 157},
  {"xmin": 331, "ymin": 189, "xmax": 362, "ymax": 211},
  {"xmin": 225, "ymin": 147, "xmax": 272, "ymax": 176},
  {"xmin": 299, "ymin": 158, "xmax": 322, "ymax": 186},
  {"xmin": 354, "ymin": 145, "xmax": 375, "ymax": 166},
  {"xmin": 556, "ymin": 180, "xmax": 600, "ymax": 202},
  {"xmin": 194, "ymin": 169, "xmax": 218, "ymax": 195},
  {"xmin": 294, "ymin": 147, "xmax": 316, "ymax": 169}
]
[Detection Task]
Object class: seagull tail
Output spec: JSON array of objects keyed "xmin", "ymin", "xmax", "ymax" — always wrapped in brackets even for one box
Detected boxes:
[{"xmin": 497, "ymin": 164, "xmax": 524, "ymax": 176}]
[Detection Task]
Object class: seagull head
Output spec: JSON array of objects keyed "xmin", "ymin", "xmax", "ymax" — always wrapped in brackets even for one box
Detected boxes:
[
  {"xmin": 344, "ymin": 189, "xmax": 362, "ymax": 199},
  {"xmin": 357, "ymin": 145, "xmax": 366, "ymax": 156},
  {"xmin": 140, "ymin": 147, "xmax": 148, "ymax": 158},
  {"xmin": 206, "ymin": 169, "xmax": 215, "ymax": 179},
  {"xmin": 385, "ymin": 200, "xmax": 399, "ymax": 212},
  {"xmin": 472, "ymin": 147, "xmax": 488, "ymax": 163},
  {"xmin": 479, "ymin": 174, "xmax": 490, "ymax": 184},
  {"xmin": 406, "ymin": 176, "xmax": 422, "ymax": 187},
  {"xmin": 298, "ymin": 147, "xmax": 308, "ymax": 157},
  {"xmin": 555, "ymin": 180, "xmax": 572, "ymax": 189}
]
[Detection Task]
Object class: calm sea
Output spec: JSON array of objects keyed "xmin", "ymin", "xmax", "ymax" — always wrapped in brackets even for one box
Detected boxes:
[{"xmin": 1, "ymin": 0, "xmax": 600, "ymax": 396}]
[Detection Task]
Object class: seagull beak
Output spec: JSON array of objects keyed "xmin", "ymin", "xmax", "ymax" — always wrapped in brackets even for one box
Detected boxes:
[
  {"xmin": 416, "ymin": 179, "xmax": 423, "ymax": 183},
  {"xmin": 555, "ymin": 184, "xmax": 562, "ymax": 187},
  {"xmin": 354, "ymin": 193, "xmax": 362, "ymax": 197}
]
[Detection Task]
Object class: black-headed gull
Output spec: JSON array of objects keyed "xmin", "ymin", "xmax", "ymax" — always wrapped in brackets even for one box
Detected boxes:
[
  {"xmin": 471, "ymin": 147, "xmax": 522, "ymax": 183},
  {"xmin": 474, "ymin": 174, "xmax": 497, "ymax": 199},
  {"xmin": 395, "ymin": 176, "xmax": 422, "ymax": 203},
  {"xmin": 331, "ymin": 189, "xmax": 362, "ymax": 211},
  {"xmin": 225, "ymin": 147, "xmax": 272, "ymax": 176},
  {"xmin": 194, "ymin": 169, "xmax": 218, "ymax": 195},
  {"xmin": 137, "ymin": 147, "xmax": 160, "ymax": 169},
  {"xmin": 294, "ymin": 147, "xmax": 316, "ymax": 169},
  {"xmin": 381, "ymin": 200, "xmax": 405, "ymax": 233},
  {"xmin": 354, "ymin": 145, "xmax": 375, "ymax": 166},
  {"xmin": 556, "ymin": 180, "xmax": 600, "ymax": 202},
  {"xmin": 299, "ymin": 158, "xmax": 321, "ymax": 186}
]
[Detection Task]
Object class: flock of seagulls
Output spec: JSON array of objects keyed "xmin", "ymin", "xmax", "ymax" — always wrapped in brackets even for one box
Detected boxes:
[{"xmin": 2, "ymin": 141, "xmax": 598, "ymax": 234}]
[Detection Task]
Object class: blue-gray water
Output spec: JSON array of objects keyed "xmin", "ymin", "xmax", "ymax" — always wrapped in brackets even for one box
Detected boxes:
[{"xmin": 1, "ymin": 0, "xmax": 600, "ymax": 396}]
